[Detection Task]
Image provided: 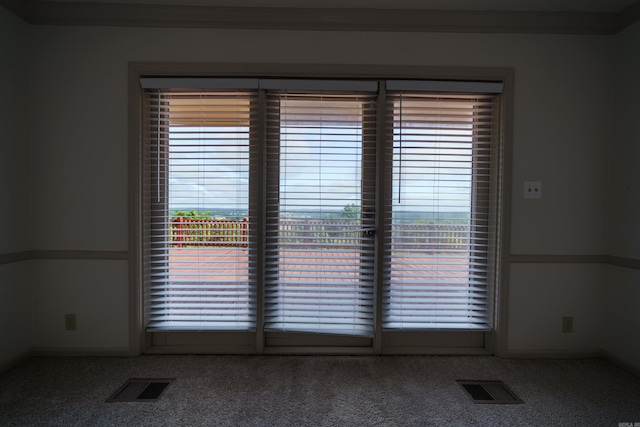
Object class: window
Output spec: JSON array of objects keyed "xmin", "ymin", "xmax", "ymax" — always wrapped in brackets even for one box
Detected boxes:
[
  {"xmin": 142, "ymin": 90, "xmax": 257, "ymax": 331},
  {"xmin": 140, "ymin": 77, "xmax": 503, "ymax": 352},
  {"xmin": 264, "ymin": 91, "xmax": 377, "ymax": 337},
  {"xmin": 383, "ymin": 90, "xmax": 497, "ymax": 330}
]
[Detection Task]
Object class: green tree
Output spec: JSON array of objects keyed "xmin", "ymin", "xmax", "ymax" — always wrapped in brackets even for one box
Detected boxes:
[
  {"xmin": 324, "ymin": 203, "xmax": 361, "ymax": 220},
  {"xmin": 172, "ymin": 210, "xmax": 211, "ymax": 219},
  {"xmin": 341, "ymin": 203, "xmax": 360, "ymax": 219}
]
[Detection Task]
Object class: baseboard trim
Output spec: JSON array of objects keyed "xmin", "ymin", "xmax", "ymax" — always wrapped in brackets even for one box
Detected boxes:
[
  {"xmin": 3, "ymin": 347, "xmax": 638, "ymax": 378},
  {"xmin": 262, "ymin": 346, "xmax": 377, "ymax": 355},
  {"xmin": 505, "ymin": 349, "xmax": 605, "ymax": 359},
  {"xmin": 0, "ymin": 349, "xmax": 33, "ymax": 373},
  {"xmin": 31, "ymin": 346, "xmax": 132, "ymax": 357},
  {"xmin": 144, "ymin": 345, "xmax": 258, "ymax": 355},
  {"xmin": 504, "ymin": 349, "xmax": 639, "ymax": 378},
  {"xmin": 602, "ymin": 351, "xmax": 640, "ymax": 378},
  {"xmin": 380, "ymin": 347, "xmax": 492, "ymax": 356},
  {"xmin": 2, "ymin": 347, "xmax": 135, "ymax": 370}
]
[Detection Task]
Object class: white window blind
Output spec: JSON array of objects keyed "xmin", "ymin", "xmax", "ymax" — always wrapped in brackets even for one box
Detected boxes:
[
  {"xmin": 140, "ymin": 78, "xmax": 502, "ymax": 340},
  {"xmin": 264, "ymin": 92, "xmax": 378, "ymax": 337},
  {"xmin": 142, "ymin": 91, "xmax": 257, "ymax": 331},
  {"xmin": 383, "ymin": 92, "xmax": 498, "ymax": 330}
]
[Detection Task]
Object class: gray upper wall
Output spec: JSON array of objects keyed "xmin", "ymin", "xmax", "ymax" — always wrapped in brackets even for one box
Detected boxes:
[
  {"xmin": 0, "ymin": 6, "xmax": 31, "ymax": 256},
  {"xmin": 608, "ymin": 19, "xmax": 640, "ymax": 260}
]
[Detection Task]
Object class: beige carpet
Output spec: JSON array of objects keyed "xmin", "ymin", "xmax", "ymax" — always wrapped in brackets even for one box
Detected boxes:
[{"xmin": 1, "ymin": 355, "xmax": 639, "ymax": 426}]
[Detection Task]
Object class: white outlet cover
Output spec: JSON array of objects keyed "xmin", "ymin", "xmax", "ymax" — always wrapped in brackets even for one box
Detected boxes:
[{"xmin": 524, "ymin": 181, "xmax": 542, "ymax": 199}]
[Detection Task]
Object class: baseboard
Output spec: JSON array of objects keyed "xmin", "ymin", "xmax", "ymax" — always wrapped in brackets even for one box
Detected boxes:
[
  {"xmin": 504, "ymin": 349, "xmax": 605, "ymax": 359},
  {"xmin": 1, "ymin": 346, "xmax": 141, "ymax": 371},
  {"xmin": 144, "ymin": 345, "xmax": 258, "ymax": 355},
  {"xmin": 380, "ymin": 347, "xmax": 492, "ymax": 356},
  {"xmin": 0, "ymin": 349, "xmax": 33, "ymax": 373},
  {"xmin": 602, "ymin": 351, "xmax": 640, "ymax": 378},
  {"xmin": 4, "ymin": 347, "xmax": 637, "ymax": 379},
  {"xmin": 31, "ymin": 346, "xmax": 132, "ymax": 357},
  {"xmin": 506, "ymin": 349, "xmax": 640, "ymax": 378}
]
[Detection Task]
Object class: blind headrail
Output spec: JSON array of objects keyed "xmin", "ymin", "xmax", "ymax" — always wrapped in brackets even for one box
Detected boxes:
[
  {"xmin": 140, "ymin": 77, "xmax": 378, "ymax": 92},
  {"xmin": 387, "ymin": 80, "xmax": 503, "ymax": 94}
]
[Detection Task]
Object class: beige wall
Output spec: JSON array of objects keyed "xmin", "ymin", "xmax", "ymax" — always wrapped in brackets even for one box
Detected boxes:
[
  {"xmin": 3, "ymin": 7, "xmax": 638, "ymax": 368},
  {"xmin": 609, "ymin": 19, "xmax": 640, "ymax": 260},
  {"xmin": 605, "ymin": 19, "xmax": 640, "ymax": 371},
  {"xmin": 0, "ymin": 7, "xmax": 32, "ymax": 365},
  {"xmin": 0, "ymin": 8, "xmax": 31, "ymax": 254}
]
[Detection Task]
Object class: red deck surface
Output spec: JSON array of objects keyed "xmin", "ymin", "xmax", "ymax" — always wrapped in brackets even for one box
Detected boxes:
[{"xmin": 168, "ymin": 248, "xmax": 470, "ymax": 282}]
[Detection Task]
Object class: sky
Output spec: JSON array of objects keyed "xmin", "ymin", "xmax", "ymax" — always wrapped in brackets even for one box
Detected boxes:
[{"xmin": 167, "ymin": 125, "xmax": 473, "ymax": 214}]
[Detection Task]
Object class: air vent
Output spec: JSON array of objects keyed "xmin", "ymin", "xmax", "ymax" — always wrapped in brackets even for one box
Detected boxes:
[
  {"xmin": 457, "ymin": 380, "xmax": 523, "ymax": 404},
  {"xmin": 106, "ymin": 378, "xmax": 175, "ymax": 403}
]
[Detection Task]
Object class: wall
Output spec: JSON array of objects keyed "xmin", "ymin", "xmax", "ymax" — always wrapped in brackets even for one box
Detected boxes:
[
  {"xmin": 0, "ymin": 19, "xmax": 618, "ymax": 363},
  {"xmin": 23, "ymin": 25, "xmax": 612, "ymax": 357},
  {"xmin": 0, "ymin": 7, "xmax": 32, "ymax": 367},
  {"xmin": 605, "ymin": 19, "xmax": 640, "ymax": 373}
]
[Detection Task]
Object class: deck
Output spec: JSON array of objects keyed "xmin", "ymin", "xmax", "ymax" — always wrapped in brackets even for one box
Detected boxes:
[{"xmin": 167, "ymin": 248, "xmax": 471, "ymax": 282}]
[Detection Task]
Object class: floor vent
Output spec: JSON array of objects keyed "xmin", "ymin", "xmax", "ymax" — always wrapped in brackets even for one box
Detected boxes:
[
  {"xmin": 456, "ymin": 380, "xmax": 523, "ymax": 404},
  {"xmin": 106, "ymin": 378, "xmax": 175, "ymax": 403}
]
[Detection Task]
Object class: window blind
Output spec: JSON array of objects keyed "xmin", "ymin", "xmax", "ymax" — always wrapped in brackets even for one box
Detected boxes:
[
  {"xmin": 264, "ymin": 91, "xmax": 378, "ymax": 337},
  {"xmin": 382, "ymin": 92, "xmax": 498, "ymax": 330},
  {"xmin": 140, "ymin": 77, "xmax": 502, "ymax": 340},
  {"xmin": 142, "ymin": 90, "xmax": 258, "ymax": 331}
]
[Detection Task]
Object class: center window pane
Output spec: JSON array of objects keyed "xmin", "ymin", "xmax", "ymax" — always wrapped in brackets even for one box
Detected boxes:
[{"xmin": 264, "ymin": 94, "xmax": 376, "ymax": 336}]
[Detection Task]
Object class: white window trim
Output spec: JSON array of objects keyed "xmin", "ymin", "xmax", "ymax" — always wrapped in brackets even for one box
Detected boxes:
[{"xmin": 128, "ymin": 63, "xmax": 515, "ymax": 356}]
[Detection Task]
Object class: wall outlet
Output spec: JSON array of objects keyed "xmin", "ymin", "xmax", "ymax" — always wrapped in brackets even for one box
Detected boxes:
[
  {"xmin": 65, "ymin": 314, "xmax": 77, "ymax": 331},
  {"xmin": 524, "ymin": 181, "xmax": 542, "ymax": 199},
  {"xmin": 562, "ymin": 316, "xmax": 573, "ymax": 333}
]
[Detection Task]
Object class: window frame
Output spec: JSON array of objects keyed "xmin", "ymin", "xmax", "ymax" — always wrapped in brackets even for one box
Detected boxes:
[{"xmin": 128, "ymin": 63, "xmax": 514, "ymax": 356}]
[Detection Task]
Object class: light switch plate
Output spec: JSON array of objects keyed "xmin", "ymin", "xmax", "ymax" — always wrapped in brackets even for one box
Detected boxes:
[{"xmin": 524, "ymin": 181, "xmax": 542, "ymax": 199}]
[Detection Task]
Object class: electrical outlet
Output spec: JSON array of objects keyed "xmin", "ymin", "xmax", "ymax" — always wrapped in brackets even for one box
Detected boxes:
[
  {"xmin": 524, "ymin": 181, "xmax": 542, "ymax": 199},
  {"xmin": 562, "ymin": 316, "xmax": 573, "ymax": 333},
  {"xmin": 65, "ymin": 314, "xmax": 77, "ymax": 331}
]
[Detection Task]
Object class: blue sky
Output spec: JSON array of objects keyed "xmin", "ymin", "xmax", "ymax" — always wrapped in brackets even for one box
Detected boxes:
[{"xmin": 167, "ymin": 125, "xmax": 473, "ymax": 213}]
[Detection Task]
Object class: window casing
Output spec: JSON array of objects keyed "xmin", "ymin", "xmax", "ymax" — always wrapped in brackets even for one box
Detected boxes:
[{"xmin": 140, "ymin": 77, "xmax": 503, "ymax": 353}]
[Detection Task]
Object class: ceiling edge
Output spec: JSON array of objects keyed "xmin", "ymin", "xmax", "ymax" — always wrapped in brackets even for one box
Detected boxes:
[
  {"xmin": 1, "ymin": 0, "xmax": 639, "ymax": 34},
  {"xmin": 0, "ymin": 0, "xmax": 31, "ymax": 21},
  {"xmin": 617, "ymin": 0, "xmax": 640, "ymax": 31}
]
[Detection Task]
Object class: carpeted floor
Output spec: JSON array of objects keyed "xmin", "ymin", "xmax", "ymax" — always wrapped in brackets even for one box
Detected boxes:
[{"xmin": 1, "ymin": 355, "xmax": 639, "ymax": 426}]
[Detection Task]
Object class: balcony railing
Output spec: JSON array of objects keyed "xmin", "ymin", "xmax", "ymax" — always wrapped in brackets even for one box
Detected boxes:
[
  {"xmin": 170, "ymin": 217, "xmax": 470, "ymax": 251},
  {"xmin": 171, "ymin": 217, "xmax": 248, "ymax": 248}
]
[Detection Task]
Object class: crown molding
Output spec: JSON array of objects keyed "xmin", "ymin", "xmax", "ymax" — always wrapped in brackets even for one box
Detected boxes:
[
  {"xmin": 618, "ymin": 0, "xmax": 640, "ymax": 30},
  {"xmin": 1, "ymin": 0, "xmax": 639, "ymax": 34},
  {"xmin": 0, "ymin": 0, "xmax": 29, "ymax": 20}
]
